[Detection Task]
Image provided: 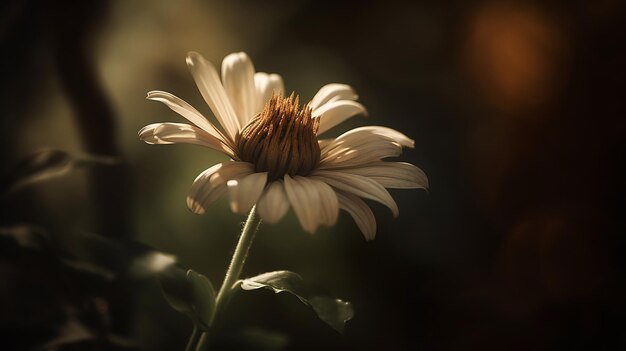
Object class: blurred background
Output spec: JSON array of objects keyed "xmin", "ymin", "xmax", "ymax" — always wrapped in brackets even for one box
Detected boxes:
[{"xmin": 1, "ymin": 0, "xmax": 625, "ymax": 350}]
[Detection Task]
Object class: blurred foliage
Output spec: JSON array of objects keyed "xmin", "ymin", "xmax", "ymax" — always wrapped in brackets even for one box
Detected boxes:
[
  {"xmin": 0, "ymin": 223, "xmax": 171, "ymax": 350},
  {"xmin": 2, "ymin": 148, "xmax": 117, "ymax": 195}
]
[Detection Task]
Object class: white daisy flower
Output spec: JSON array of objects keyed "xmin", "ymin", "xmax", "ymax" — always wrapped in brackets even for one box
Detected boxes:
[{"xmin": 139, "ymin": 52, "xmax": 428, "ymax": 240}]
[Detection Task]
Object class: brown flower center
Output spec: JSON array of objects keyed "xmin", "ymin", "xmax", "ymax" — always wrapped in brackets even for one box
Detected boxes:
[{"xmin": 236, "ymin": 93, "xmax": 320, "ymax": 181}]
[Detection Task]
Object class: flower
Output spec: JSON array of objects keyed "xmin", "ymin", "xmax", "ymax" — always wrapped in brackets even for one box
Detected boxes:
[{"xmin": 140, "ymin": 52, "xmax": 428, "ymax": 240}]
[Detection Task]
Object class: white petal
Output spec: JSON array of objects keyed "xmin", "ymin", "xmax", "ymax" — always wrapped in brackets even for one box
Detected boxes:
[
  {"xmin": 339, "ymin": 162, "xmax": 428, "ymax": 190},
  {"xmin": 186, "ymin": 52, "xmax": 240, "ymax": 141},
  {"xmin": 256, "ymin": 181, "xmax": 290, "ymax": 223},
  {"xmin": 317, "ymin": 139, "xmax": 333, "ymax": 150},
  {"xmin": 227, "ymin": 172, "xmax": 268, "ymax": 214},
  {"xmin": 319, "ymin": 126, "xmax": 415, "ymax": 168},
  {"xmin": 283, "ymin": 176, "xmax": 316, "ymax": 233},
  {"xmin": 312, "ymin": 170, "xmax": 399, "ymax": 217},
  {"xmin": 138, "ymin": 123, "xmax": 235, "ymax": 157},
  {"xmin": 333, "ymin": 126, "xmax": 414, "ymax": 148},
  {"xmin": 283, "ymin": 175, "xmax": 339, "ymax": 233},
  {"xmin": 313, "ymin": 100, "xmax": 368, "ymax": 135},
  {"xmin": 146, "ymin": 91, "xmax": 226, "ymax": 142},
  {"xmin": 254, "ymin": 72, "xmax": 284, "ymax": 111},
  {"xmin": 315, "ymin": 178, "xmax": 340, "ymax": 226},
  {"xmin": 138, "ymin": 123, "xmax": 174, "ymax": 144},
  {"xmin": 337, "ymin": 191, "xmax": 376, "ymax": 241},
  {"xmin": 221, "ymin": 52, "xmax": 258, "ymax": 128},
  {"xmin": 186, "ymin": 162, "xmax": 254, "ymax": 214},
  {"xmin": 309, "ymin": 83, "xmax": 358, "ymax": 110},
  {"xmin": 320, "ymin": 135, "xmax": 402, "ymax": 168}
]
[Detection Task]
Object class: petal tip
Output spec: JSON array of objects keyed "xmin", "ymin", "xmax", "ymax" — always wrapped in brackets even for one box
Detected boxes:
[
  {"xmin": 146, "ymin": 90, "xmax": 167, "ymax": 101},
  {"xmin": 185, "ymin": 51, "xmax": 203, "ymax": 67}
]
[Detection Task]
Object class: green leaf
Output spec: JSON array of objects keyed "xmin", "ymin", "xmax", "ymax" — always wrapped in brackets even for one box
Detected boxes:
[
  {"xmin": 307, "ymin": 296, "xmax": 354, "ymax": 334},
  {"xmin": 187, "ymin": 269, "xmax": 216, "ymax": 329},
  {"xmin": 240, "ymin": 270, "xmax": 354, "ymax": 333},
  {"xmin": 2, "ymin": 148, "xmax": 117, "ymax": 194},
  {"xmin": 157, "ymin": 266, "xmax": 194, "ymax": 314},
  {"xmin": 157, "ymin": 267, "xmax": 216, "ymax": 330}
]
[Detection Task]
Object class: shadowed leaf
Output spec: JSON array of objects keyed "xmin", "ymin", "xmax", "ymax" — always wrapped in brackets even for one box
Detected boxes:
[
  {"xmin": 157, "ymin": 266, "xmax": 194, "ymax": 314},
  {"xmin": 187, "ymin": 270, "xmax": 217, "ymax": 329},
  {"xmin": 60, "ymin": 230, "xmax": 177, "ymax": 280},
  {"xmin": 157, "ymin": 267, "xmax": 216, "ymax": 330},
  {"xmin": 2, "ymin": 148, "xmax": 117, "ymax": 194},
  {"xmin": 240, "ymin": 270, "xmax": 354, "ymax": 333}
]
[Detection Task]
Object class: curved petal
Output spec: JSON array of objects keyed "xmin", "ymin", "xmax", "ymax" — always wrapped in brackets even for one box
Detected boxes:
[
  {"xmin": 319, "ymin": 126, "xmax": 416, "ymax": 168},
  {"xmin": 222, "ymin": 52, "xmax": 258, "ymax": 128},
  {"xmin": 283, "ymin": 175, "xmax": 339, "ymax": 233},
  {"xmin": 337, "ymin": 191, "xmax": 376, "ymax": 241},
  {"xmin": 186, "ymin": 162, "xmax": 254, "ymax": 214},
  {"xmin": 309, "ymin": 83, "xmax": 358, "ymax": 110},
  {"xmin": 139, "ymin": 123, "xmax": 235, "ymax": 157},
  {"xmin": 312, "ymin": 170, "xmax": 399, "ymax": 217},
  {"xmin": 254, "ymin": 72, "xmax": 284, "ymax": 112},
  {"xmin": 313, "ymin": 100, "xmax": 367, "ymax": 135},
  {"xmin": 227, "ymin": 172, "xmax": 268, "ymax": 214},
  {"xmin": 320, "ymin": 135, "xmax": 402, "ymax": 168},
  {"xmin": 331, "ymin": 126, "xmax": 415, "ymax": 148},
  {"xmin": 146, "ymin": 91, "xmax": 226, "ymax": 142},
  {"xmin": 256, "ymin": 181, "xmax": 290, "ymax": 223},
  {"xmin": 338, "ymin": 162, "xmax": 428, "ymax": 190},
  {"xmin": 315, "ymin": 178, "xmax": 340, "ymax": 227},
  {"xmin": 186, "ymin": 51, "xmax": 240, "ymax": 141}
]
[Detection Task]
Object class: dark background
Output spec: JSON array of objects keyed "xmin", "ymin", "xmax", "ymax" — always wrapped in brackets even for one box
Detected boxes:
[{"xmin": 1, "ymin": 0, "xmax": 625, "ymax": 350}]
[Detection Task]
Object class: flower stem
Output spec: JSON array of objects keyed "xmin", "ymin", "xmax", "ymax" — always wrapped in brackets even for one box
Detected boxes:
[
  {"xmin": 215, "ymin": 206, "xmax": 261, "ymax": 309},
  {"xmin": 195, "ymin": 206, "xmax": 262, "ymax": 351}
]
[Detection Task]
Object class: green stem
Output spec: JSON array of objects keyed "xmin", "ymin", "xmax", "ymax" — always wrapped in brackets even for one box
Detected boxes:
[
  {"xmin": 195, "ymin": 206, "xmax": 262, "ymax": 351},
  {"xmin": 185, "ymin": 325, "xmax": 199, "ymax": 351}
]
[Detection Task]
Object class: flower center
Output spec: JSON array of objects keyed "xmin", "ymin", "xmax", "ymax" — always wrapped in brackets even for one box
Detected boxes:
[{"xmin": 236, "ymin": 93, "xmax": 321, "ymax": 181}]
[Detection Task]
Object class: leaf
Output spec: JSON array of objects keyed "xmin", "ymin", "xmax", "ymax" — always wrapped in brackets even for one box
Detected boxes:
[
  {"xmin": 307, "ymin": 296, "xmax": 354, "ymax": 334},
  {"xmin": 187, "ymin": 269, "xmax": 216, "ymax": 329},
  {"xmin": 240, "ymin": 271, "xmax": 354, "ymax": 333},
  {"xmin": 60, "ymin": 230, "xmax": 177, "ymax": 280},
  {"xmin": 2, "ymin": 148, "xmax": 117, "ymax": 194},
  {"xmin": 0, "ymin": 225, "xmax": 115, "ymax": 282},
  {"xmin": 157, "ymin": 267, "xmax": 216, "ymax": 330},
  {"xmin": 157, "ymin": 266, "xmax": 194, "ymax": 314}
]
